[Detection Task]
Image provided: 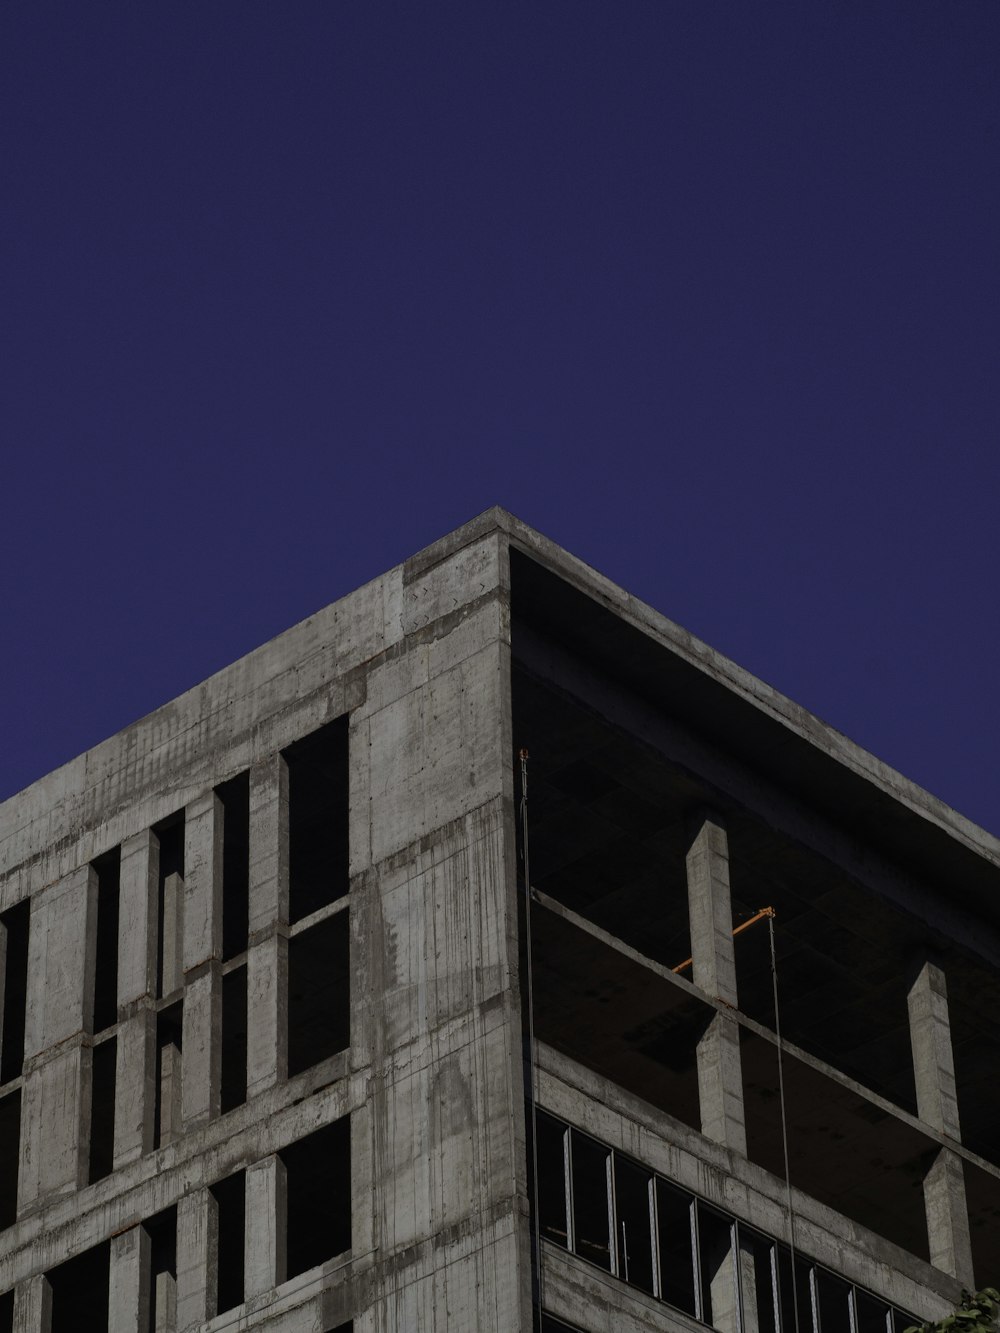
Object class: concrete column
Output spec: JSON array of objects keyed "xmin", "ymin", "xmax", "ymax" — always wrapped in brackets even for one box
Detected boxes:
[
  {"xmin": 13, "ymin": 1274, "xmax": 51, "ymax": 1333},
  {"xmin": 154, "ymin": 1270, "xmax": 177, "ymax": 1333},
  {"xmin": 110, "ymin": 1224, "xmax": 151, "ymax": 1333},
  {"xmin": 181, "ymin": 794, "xmax": 223, "ymax": 1131},
  {"xmin": 18, "ymin": 868, "xmax": 98, "ymax": 1207},
  {"xmin": 176, "ymin": 1188, "xmax": 218, "ymax": 1331},
  {"xmin": 686, "ymin": 813, "xmax": 746, "ymax": 1155},
  {"xmin": 907, "ymin": 960, "xmax": 974, "ymax": 1285},
  {"xmin": 115, "ymin": 830, "xmax": 159, "ymax": 1168},
  {"xmin": 245, "ymin": 1154, "xmax": 287, "ymax": 1299},
  {"xmin": 702, "ymin": 1220, "xmax": 739, "ymax": 1333},
  {"xmin": 246, "ymin": 755, "xmax": 289, "ymax": 1098},
  {"xmin": 161, "ymin": 874, "xmax": 184, "ymax": 997}
]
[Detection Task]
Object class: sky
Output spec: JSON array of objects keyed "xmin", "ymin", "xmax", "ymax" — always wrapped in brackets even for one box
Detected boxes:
[{"xmin": 2, "ymin": 2, "xmax": 998, "ymax": 836}]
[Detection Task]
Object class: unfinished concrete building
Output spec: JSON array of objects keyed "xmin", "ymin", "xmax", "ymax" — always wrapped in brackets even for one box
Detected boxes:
[{"xmin": 1, "ymin": 509, "xmax": 998, "ymax": 1333}]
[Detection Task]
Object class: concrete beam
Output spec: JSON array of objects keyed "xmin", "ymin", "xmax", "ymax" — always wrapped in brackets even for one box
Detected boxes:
[
  {"xmin": 244, "ymin": 1153, "xmax": 287, "ymax": 1299},
  {"xmin": 686, "ymin": 814, "xmax": 746, "ymax": 1155},
  {"xmin": 176, "ymin": 1188, "xmax": 218, "ymax": 1331},
  {"xmin": 110, "ymin": 1224, "xmax": 151, "ymax": 1333}
]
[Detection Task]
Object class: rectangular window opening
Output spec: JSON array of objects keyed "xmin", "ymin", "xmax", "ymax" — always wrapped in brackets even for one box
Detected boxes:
[
  {"xmin": 738, "ymin": 1226, "xmax": 779, "ymax": 1333},
  {"xmin": 281, "ymin": 1115, "xmax": 351, "ymax": 1279},
  {"xmin": 614, "ymin": 1153, "xmax": 655, "ymax": 1294},
  {"xmin": 778, "ymin": 1249, "xmax": 817, "ymax": 1333},
  {"xmin": 656, "ymin": 1178, "xmax": 697, "ymax": 1317},
  {"xmin": 217, "ymin": 772, "xmax": 249, "ymax": 962},
  {"xmin": 698, "ymin": 1202, "xmax": 738, "ymax": 1333},
  {"xmin": 49, "ymin": 1240, "xmax": 110, "ymax": 1332},
  {"xmin": 153, "ymin": 1002, "xmax": 183, "ymax": 1150},
  {"xmin": 88, "ymin": 1036, "xmax": 116, "ymax": 1184},
  {"xmin": 570, "ymin": 1129, "xmax": 611, "ymax": 1272},
  {"xmin": 146, "ymin": 1205, "xmax": 177, "ymax": 1333},
  {"xmin": 533, "ymin": 1108, "xmax": 569, "ymax": 1250},
  {"xmin": 816, "ymin": 1268, "xmax": 853, "ymax": 1333},
  {"xmin": 285, "ymin": 716, "xmax": 349, "ymax": 924},
  {"xmin": 92, "ymin": 847, "xmax": 121, "ymax": 1034},
  {"xmin": 0, "ymin": 1089, "xmax": 21, "ymax": 1230},
  {"xmin": 855, "ymin": 1290, "xmax": 892, "ymax": 1333},
  {"xmin": 287, "ymin": 910, "xmax": 350, "ymax": 1077},
  {"xmin": 0, "ymin": 1289, "xmax": 12, "ymax": 1333},
  {"xmin": 0, "ymin": 901, "xmax": 30, "ymax": 1084},
  {"xmin": 154, "ymin": 813, "xmax": 185, "ymax": 999},
  {"xmin": 221, "ymin": 965, "xmax": 247, "ymax": 1114},
  {"xmin": 212, "ymin": 1170, "xmax": 246, "ymax": 1317}
]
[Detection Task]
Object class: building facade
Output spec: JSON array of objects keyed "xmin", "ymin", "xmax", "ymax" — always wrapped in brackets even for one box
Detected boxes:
[{"xmin": 0, "ymin": 509, "xmax": 997, "ymax": 1332}]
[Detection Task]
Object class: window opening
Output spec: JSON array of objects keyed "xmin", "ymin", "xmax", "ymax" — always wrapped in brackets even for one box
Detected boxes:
[
  {"xmin": 738, "ymin": 1226, "xmax": 780, "ymax": 1333},
  {"xmin": 285, "ymin": 716, "xmax": 349, "ymax": 924},
  {"xmin": 656, "ymin": 1179, "xmax": 698, "ymax": 1317},
  {"xmin": 154, "ymin": 814, "xmax": 185, "ymax": 999},
  {"xmin": 0, "ymin": 1289, "xmax": 12, "ymax": 1333},
  {"xmin": 49, "ymin": 1240, "xmax": 110, "ymax": 1332},
  {"xmin": 92, "ymin": 848, "xmax": 121, "ymax": 1034},
  {"xmin": 146, "ymin": 1205, "xmax": 177, "ymax": 1333},
  {"xmin": 778, "ymin": 1249, "xmax": 817, "ymax": 1333},
  {"xmin": 212, "ymin": 1170, "xmax": 246, "ymax": 1316},
  {"xmin": 613, "ymin": 1153, "xmax": 655, "ymax": 1294},
  {"xmin": 282, "ymin": 1116, "xmax": 352, "ymax": 1278},
  {"xmin": 217, "ymin": 773, "xmax": 249, "ymax": 962},
  {"xmin": 288, "ymin": 910, "xmax": 349, "ymax": 1076},
  {"xmin": 698, "ymin": 1202, "xmax": 739, "ymax": 1333},
  {"xmin": 534, "ymin": 1109, "xmax": 569, "ymax": 1250},
  {"xmin": 153, "ymin": 1002, "xmax": 183, "ymax": 1149},
  {"xmin": 0, "ymin": 1090, "xmax": 21, "ymax": 1229},
  {"xmin": 817, "ymin": 1269, "xmax": 853, "ymax": 1333},
  {"xmin": 221, "ymin": 965, "xmax": 247, "ymax": 1114},
  {"xmin": 570, "ymin": 1129, "xmax": 611, "ymax": 1272},
  {"xmin": 0, "ymin": 901, "xmax": 29, "ymax": 1084},
  {"xmin": 855, "ymin": 1291, "xmax": 892, "ymax": 1333},
  {"xmin": 88, "ymin": 1035, "xmax": 116, "ymax": 1183}
]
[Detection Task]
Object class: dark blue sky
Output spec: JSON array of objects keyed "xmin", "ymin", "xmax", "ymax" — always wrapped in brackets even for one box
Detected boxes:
[{"xmin": 2, "ymin": 3, "xmax": 998, "ymax": 835}]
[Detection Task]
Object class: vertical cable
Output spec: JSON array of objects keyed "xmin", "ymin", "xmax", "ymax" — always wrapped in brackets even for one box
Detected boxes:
[
  {"xmin": 520, "ymin": 748, "xmax": 543, "ymax": 1322},
  {"xmin": 769, "ymin": 913, "xmax": 800, "ymax": 1333}
]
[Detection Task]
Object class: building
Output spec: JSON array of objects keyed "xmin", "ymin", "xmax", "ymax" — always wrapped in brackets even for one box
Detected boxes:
[{"xmin": 0, "ymin": 508, "xmax": 998, "ymax": 1333}]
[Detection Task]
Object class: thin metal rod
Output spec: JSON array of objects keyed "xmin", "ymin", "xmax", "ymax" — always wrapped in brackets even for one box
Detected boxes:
[
  {"xmin": 769, "ymin": 912, "xmax": 800, "ymax": 1333},
  {"xmin": 520, "ymin": 748, "xmax": 543, "ymax": 1319},
  {"xmin": 672, "ymin": 905, "xmax": 775, "ymax": 975}
]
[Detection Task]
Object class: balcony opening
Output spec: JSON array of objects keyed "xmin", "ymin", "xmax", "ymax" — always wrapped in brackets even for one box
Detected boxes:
[
  {"xmin": 282, "ymin": 1115, "xmax": 351, "ymax": 1278},
  {"xmin": 49, "ymin": 1240, "xmax": 109, "ymax": 1332},
  {"xmin": 288, "ymin": 910, "xmax": 350, "ymax": 1076},
  {"xmin": 0, "ymin": 900, "xmax": 29, "ymax": 1083},
  {"xmin": 284, "ymin": 716, "xmax": 349, "ymax": 925},
  {"xmin": 92, "ymin": 847, "xmax": 121, "ymax": 1034},
  {"xmin": 217, "ymin": 772, "xmax": 249, "ymax": 962},
  {"xmin": 88, "ymin": 1035, "xmax": 116, "ymax": 1183},
  {"xmin": 212, "ymin": 1170, "xmax": 246, "ymax": 1316}
]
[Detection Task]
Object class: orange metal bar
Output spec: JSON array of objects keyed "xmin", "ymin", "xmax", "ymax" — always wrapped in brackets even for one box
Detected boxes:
[{"xmin": 671, "ymin": 906, "xmax": 775, "ymax": 974}]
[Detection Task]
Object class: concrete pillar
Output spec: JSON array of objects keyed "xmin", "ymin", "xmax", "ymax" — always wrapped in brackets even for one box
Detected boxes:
[
  {"xmin": 115, "ymin": 830, "xmax": 159, "ymax": 1168},
  {"xmin": 159, "ymin": 1039, "xmax": 183, "ymax": 1146},
  {"xmin": 246, "ymin": 756, "xmax": 289, "ymax": 1099},
  {"xmin": 181, "ymin": 793, "xmax": 223, "ymax": 1130},
  {"xmin": 13, "ymin": 1274, "xmax": 51, "ymax": 1333},
  {"xmin": 701, "ymin": 1219, "xmax": 740, "ymax": 1333},
  {"xmin": 907, "ymin": 960, "xmax": 974, "ymax": 1285},
  {"xmin": 176, "ymin": 1189, "xmax": 218, "ymax": 1331},
  {"xmin": 110, "ymin": 1224, "xmax": 151, "ymax": 1333},
  {"xmin": 18, "ymin": 868, "xmax": 98, "ymax": 1208},
  {"xmin": 161, "ymin": 874, "xmax": 184, "ymax": 997},
  {"xmin": 245, "ymin": 1154, "xmax": 287, "ymax": 1299},
  {"xmin": 154, "ymin": 1270, "xmax": 177, "ymax": 1333},
  {"xmin": 686, "ymin": 813, "xmax": 746, "ymax": 1155}
]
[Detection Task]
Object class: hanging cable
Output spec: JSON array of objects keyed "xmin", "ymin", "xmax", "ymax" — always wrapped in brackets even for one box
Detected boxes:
[
  {"xmin": 520, "ymin": 748, "xmax": 543, "ymax": 1320},
  {"xmin": 769, "ymin": 911, "xmax": 800, "ymax": 1333}
]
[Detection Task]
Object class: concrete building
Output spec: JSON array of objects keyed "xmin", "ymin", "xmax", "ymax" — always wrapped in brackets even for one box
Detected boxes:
[{"xmin": 0, "ymin": 508, "xmax": 998, "ymax": 1333}]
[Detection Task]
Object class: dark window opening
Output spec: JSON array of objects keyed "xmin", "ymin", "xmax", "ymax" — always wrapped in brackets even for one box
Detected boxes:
[
  {"xmin": 570, "ymin": 1129, "xmax": 611, "ymax": 1272},
  {"xmin": 288, "ymin": 911, "xmax": 350, "ymax": 1076},
  {"xmin": 285, "ymin": 716, "xmax": 349, "ymax": 924},
  {"xmin": 153, "ymin": 1002, "xmax": 183, "ymax": 1149},
  {"xmin": 0, "ymin": 901, "xmax": 29, "ymax": 1084},
  {"xmin": 817, "ymin": 1269, "xmax": 853, "ymax": 1333},
  {"xmin": 146, "ymin": 1206, "xmax": 177, "ymax": 1333},
  {"xmin": 855, "ymin": 1291, "xmax": 892, "ymax": 1333},
  {"xmin": 88, "ymin": 1037, "xmax": 116, "ymax": 1183},
  {"xmin": 657, "ymin": 1179, "xmax": 697, "ymax": 1317},
  {"xmin": 217, "ymin": 773, "xmax": 249, "ymax": 961},
  {"xmin": 0, "ymin": 1289, "xmax": 12, "ymax": 1333},
  {"xmin": 698, "ymin": 1203, "xmax": 737, "ymax": 1333},
  {"xmin": 154, "ymin": 813, "xmax": 185, "ymax": 999},
  {"xmin": 737, "ymin": 1227, "xmax": 779, "ymax": 1333},
  {"xmin": 614, "ymin": 1154, "xmax": 654, "ymax": 1294},
  {"xmin": 92, "ymin": 848, "xmax": 121, "ymax": 1034},
  {"xmin": 49, "ymin": 1240, "xmax": 110, "ymax": 1332},
  {"xmin": 533, "ymin": 1109, "xmax": 569, "ymax": 1249},
  {"xmin": 282, "ymin": 1115, "xmax": 352, "ymax": 1278},
  {"xmin": 212, "ymin": 1170, "xmax": 246, "ymax": 1316},
  {"xmin": 221, "ymin": 966, "xmax": 247, "ymax": 1114},
  {"xmin": 0, "ymin": 1090, "xmax": 21, "ymax": 1229},
  {"xmin": 778, "ymin": 1250, "xmax": 817, "ymax": 1333}
]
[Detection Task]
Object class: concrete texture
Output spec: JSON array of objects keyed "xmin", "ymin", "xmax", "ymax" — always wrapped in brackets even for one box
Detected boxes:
[{"xmin": 0, "ymin": 510, "xmax": 997, "ymax": 1331}]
